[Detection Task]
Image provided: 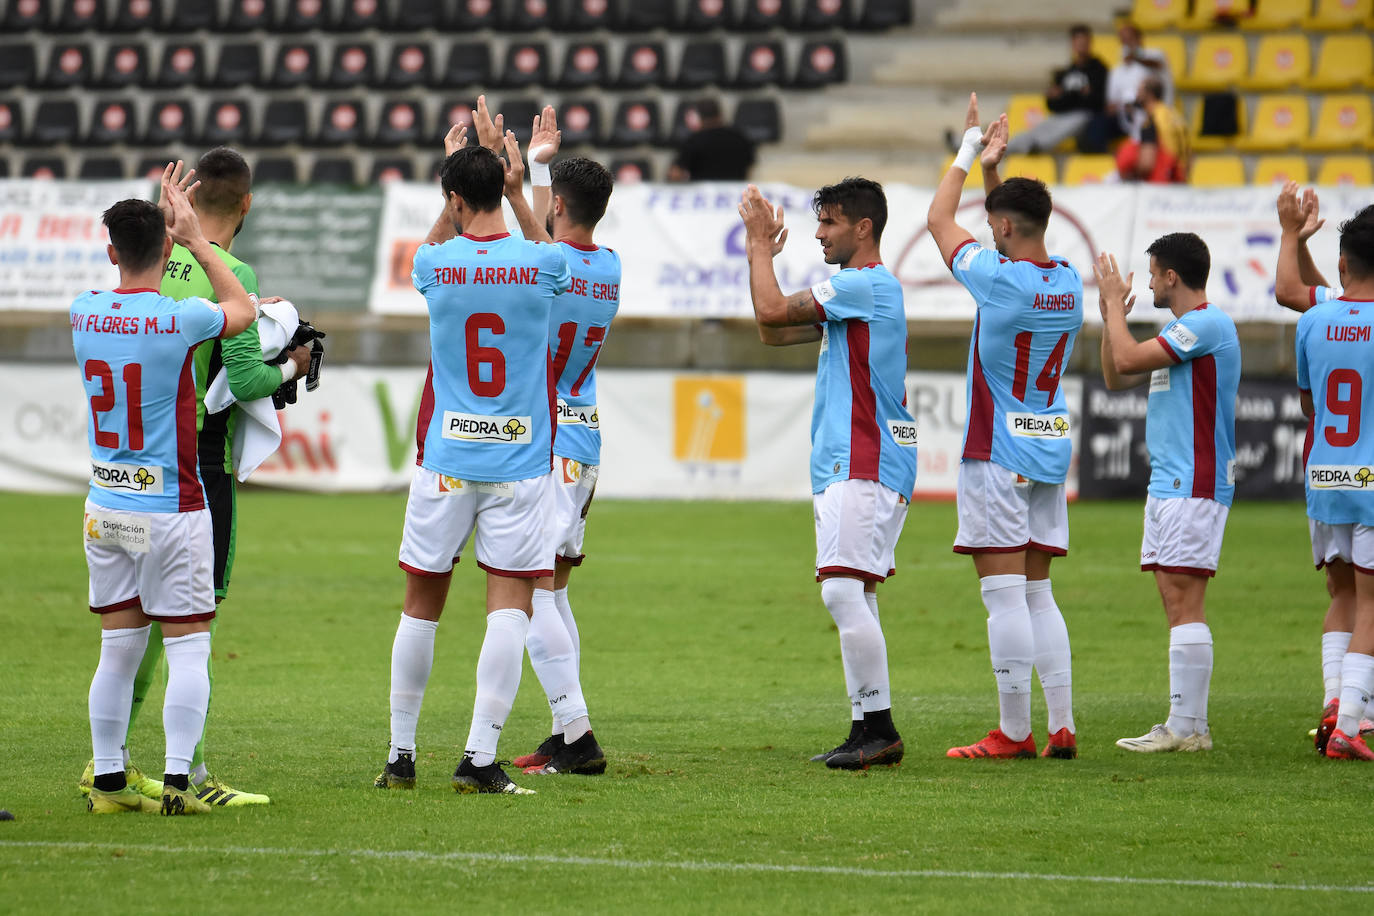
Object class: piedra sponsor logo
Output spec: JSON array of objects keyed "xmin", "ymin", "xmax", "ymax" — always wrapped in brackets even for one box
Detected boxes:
[
  {"xmin": 91, "ymin": 460, "xmax": 163, "ymax": 494},
  {"xmin": 1309, "ymin": 465, "xmax": 1374, "ymax": 490},
  {"xmin": 441, "ymin": 411, "xmax": 532, "ymax": 444},
  {"xmin": 1006, "ymin": 413, "xmax": 1070, "ymax": 438},
  {"xmin": 556, "ymin": 399, "xmax": 599, "ymax": 428},
  {"xmin": 887, "ymin": 419, "xmax": 918, "ymax": 447}
]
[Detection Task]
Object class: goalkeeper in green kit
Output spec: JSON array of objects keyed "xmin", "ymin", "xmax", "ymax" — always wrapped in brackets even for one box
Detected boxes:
[{"xmin": 78, "ymin": 148, "xmax": 311, "ymax": 807}]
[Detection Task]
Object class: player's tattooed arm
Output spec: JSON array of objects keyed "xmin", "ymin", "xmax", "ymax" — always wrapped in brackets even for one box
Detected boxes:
[
  {"xmin": 759, "ymin": 292, "xmax": 824, "ymax": 345},
  {"xmin": 739, "ymin": 185, "xmax": 820, "ymax": 340},
  {"xmin": 1275, "ymin": 181, "xmax": 1329, "ymax": 312},
  {"xmin": 1094, "ymin": 252, "xmax": 1169, "ymax": 387}
]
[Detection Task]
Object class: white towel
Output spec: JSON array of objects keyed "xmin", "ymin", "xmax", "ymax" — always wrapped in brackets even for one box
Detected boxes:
[{"xmin": 205, "ymin": 300, "xmax": 299, "ymax": 482}]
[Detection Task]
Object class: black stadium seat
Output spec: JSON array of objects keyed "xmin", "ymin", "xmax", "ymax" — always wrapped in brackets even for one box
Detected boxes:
[
  {"xmin": 156, "ymin": 43, "xmax": 206, "ymax": 88},
  {"xmin": 857, "ymin": 0, "xmax": 911, "ymax": 29},
  {"xmin": 504, "ymin": 0, "xmax": 561, "ymax": 31},
  {"xmin": 677, "ymin": 40, "xmax": 728, "ymax": 88},
  {"xmin": 143, "ymin": 100, "xmax": 194, "ymax": 146},
  {"xmin": 0, "ymin": 101, "xmax": 21, "ymax": 145},
  {"xmin": 559, "ymin": 42, "xmax": 609, "ymax": 90},
  {"xmin": 254, "ymin": 157, "xmax": 299, "ymax": 182},
  {"xmin": 608, "ymin": 98, "xmax": 661, "ymax": 147},
  {"xmin": 166, "ymin": 0, "xmax": 218, "ymax": 29},
  {"xmin": 668, "ymin": 99, "xmax": 702, "ymax": 145},
  {"xmin": 608, "ymin": 157, "xmax": 651, "ymax": 183},
  {"xmin": 136, "ymin": 155, "xmax": 179, "ymax": 179},
  {"xmin": 437, "ymin": 98, "xmax": 478, "ymax": 136},
  {"xmin": 0, "ymin": 45, "xmax": 37, "ymax": 90},
  {"xmin": 46, "ymin": 44, "xmax": 93, "ymax": 89},
  {"xmin": 383, "ymin": 42, "xmax": 434, "ymax": 89},
  {"xmin": 336, "ymin": 0, "xmax": 387, "ymax": 30},
  {"xmin": 558, "ymin": 99, "xmax": 603, "ymax": 146},
  {"xmin": 394, "ymin": 0, "xmax": 440, "ymax": 28},
  {"xmin": 798, "ymin": 0, "xmax": 850, "ymax": 28},
  {"xmin": 326, "ymin": 43, "xmax": 376, "ymax": 89},
  {"xmin": 316, "ymin": 100, "xmax": 366, "ymax": 145},
  {"xmin": 202, "ymin": 99, "xmax": 253, "ymax": 146},
  {"xmin": 739, "ymin": 0, "xmax": 791, "ymax": 29},
  {"xmin": 371, "ymin": 157, "xmax": 415, "ymax": 183},
  {"xmin": 224, "ymin": 0, "xmax": 276, "ymax": 31},
  {"xmin": 500, "ymin": 42, "xmax": 550, "ymax": 90},
  {"xmin": 259, "ymin": 99, "xmax": 310, "ymax": 145},
  {"xmin": 2, "ymin": 0, "xmax": 48, "ymax": 31},
  {"xmin": 623, "ymin": 0, "xmax": 673, "ymax": 30},
  {"xmin": 211, "ymin": 43, "xmax": 262, "ymax": 88},
  {"xmin": 497, "ymin": 99, "xmax": 541, "ymax": 143},
  {"xmin": 450, "ymin": 0, "xmax": 502, "ymax": 30},
  {"xmin": 88, "ymin": 100, "xmax": 137, "ymax": 144},
  {"xmin": 736, "ymin": 40, "xmax": 784, "ymax": 88},
  {"xmin": 794, "ymin": 39, "xmax": 847, "ymax": 87},
  {"xmin": 280, "ymin": 0, "xmax": 332, "ymax": 30},
  {"xmin": 109, "ymin": 0, "xmax": 162, "ymax": 31},
  {"xmin": 373, "ymin": 99, "xmax": 426, "ymax": 146},
  {"xmin": 310, "ymin": 157, "xmax": 357, "ymax": 184},
  {"xmin": 23, "ymin": 157, "xmax": 68, "ymax": 179},
  {"xmin": 80, "ymin": 156, "xmax": 126, "ymax": 179},
  {"xmin": 734, "ymin": 97, "xmax": 781, "ymax": 142},
  {"xmin": 269, "ymin": 42, "xmax": 320, "ymax": 89},
  {"xmin": 30, "ymin": 100, "xmax": 80, "ymax": 145},
  {"xmin": 680, "ymin": 0, "xmax": 735, "ymax": 30},
  {"xmin": 618, "ymin": 42, "xmax": 666, "ymax": 90},
  {"xmin": 565, "ymin": 0, "xmax": 618, "ymax": 31},
  {"xmin": 98, "ymin": 43, "xmax": 149, "ymax": 90},
  {"xmin": 57, "ymin": 0, "xmax": 105, "ymax": 31},
  {"xmin": 441, "ymin": 43, "xmax": 493, "ymax": 88}
]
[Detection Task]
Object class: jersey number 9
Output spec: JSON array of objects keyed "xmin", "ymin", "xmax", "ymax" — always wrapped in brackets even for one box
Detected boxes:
[{"xmin": 1325, "ymin": 368, "xmax": 1362, "ymax": 448}]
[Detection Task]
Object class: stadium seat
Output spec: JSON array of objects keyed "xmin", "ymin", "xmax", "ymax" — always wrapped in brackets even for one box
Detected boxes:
[
  {"xmin": 394, "ymin": 0, "xmax": 440, "ymax": 29},
  {"xmin": 371, "ymin": 157, "xmax": 415, "ymax": 183},
  {"xmin": 2, "ymin": 0, "xmax": 47, "ymax": 30},
  {"xmin": 310, "ymin": 157, "xmax": 357, "ymax": 185},
  {"xmin": 143, "ymin": 100, "xmax": 195, "ymax": 146},
  {"xmin": 437, "ymin": 99, "xmax": 477, "ymax": 135},
  {"xmin": 1062, "ymin": 154, "xmax": 1118, "ymax": 185},
  {"xmin": 57, "ymin": 0, "xmax": 106, "ymax": 30},
  {"xmin": 1302, "ymin": 34, "xmax": 1372, "ymax": 90},
  {"xmin": 559, "ymin": 99, "xmax": 604, "ymax": 146},
  {"xmin": 373, "ymin": 100, "xmax": 427, "ymax": 147},
  {"xmin": 0, "ymin": 45, "xmax": 36, "ymax": 89},
  {"xmin": 942, "ymin": 156, "xmax": 984, "ymax": 189},
  {"xmin": 1236, "ymin": 94, "xmax": 1309, "ymax": 150},
  {"xmin": 79, "ymin": 156, "xmax": 126, "ymax": 179},
  {"xmin": 668, "ymin": 99, "xmax": 704, "ymax": 146},
  {"xmin": 608, "ymin": 98, "xmax": 661, "ymax": 147},
  {"xmin": 259, "ymin": 99, "xmax": 309, "ymax": 145},
  {"xmin": 1129, "ymin": 0, "xmax": 1187, "ymax": 30},
  {"xmin": 223, "ymin": 0, "xmax": 275, "ymax": 30},
  {"xmin": 1143, "ymin": 34, "xmax": 1187, "ymax": 90},
  {"xmin": 254, "ymin": 157, "xmax": 299, "ymax": 182},
  {"xmin": 447, "ymin": 0, "xmax": 501, "ymax": 29},
  {"xmin": 618, "ymin": 42, "xmax": 667, "ymax": 90},
  {"xmin": 856, "ymin": 0, "xmax": 912, "ymax": 29},
  {"xmin": 97, "ymin": 43, "xmax": 149, "ymax": 90},
  {"xmin": 504, "ymin": 0, "xmax": 561, "ymax": 31},
  {"xmin": 280, "ymin": 0, "xmax": 332, "ymax": 30},
  {"xmin": 1303, "ymin": 0, "xmax": 1371, "ymax": 30},
  {"xmin": 739, "ymin": 0, "xmax": 791, "ymax": 29},
  {"xmin": 0, "ymin": 101, "xmax": 21, "ymax": 145},
  {"xmin": 29, "ymin": 100, "xmax": 80, "ymax": 145},
  {"xmin": 1179, "ymin": 0, "xmax": 1249, "ymax": 28},
  {"xmin": 1252, "ymin": 155, "xmax": 1309, "ymax": 185},
  {"xmin": 88, "ymin": 100, "xmax": 137, "ymax": 145},
  {"xmin": 794, "ymin": 40, "xmax": 847, "ymax": 88},
  {"xmin": 1092, "ymin": 33, "xmax": 1122, "ymax": 68},
  {"xmin": 1005, "ymin": 94, "xmax": 1050, "ymax": 137},
  {"xmin": 1187, "ymin": 154, "xmax": 1246, "ymax": 185},
  {"xmin": 166, "ymin": 0, "xmax": 217, "ymax": 30},
  {"xmin": 156, "ymin": 43, "xmax": 206, "ymax": 88},
  {"xmin": 609, "ymin": 157, "xmax": 652, "ymax": 183},
  {"xmin": 269, "ymin": 43, "xmax": 319, "ymax": 89},
  {"xmin": 46, "ymin": 44, "xmax": 93, "ymax": 89},
  {"xmin": 211, "ymin": 43, "xmax": 262, "ymax": 88},
  {"xmin": 1189, "ymin": 94, "xmax": 1246, "ymax": 151},
  {"xmin": 734, "ymin": 97, "xmax": 782, "ymax": 143},
  {"xmin": 1305, "ymin": 94, "xmax": 1372, "ymax": 150},
  {"xmin": 202, "ymin": 99, "xmax": 253, "ymax": 147},
  {"xmin": 565, "ymin": 0, "xmax": 618, "ymax": 31},
  {"xmin": 316, "ymin": 100, "xmax": 366, "ymax": 145},
  {"xmin": 22, "ymin": 157, "xmax": 67, "ymax": 179},
  {"xmin": 500, "ymin": 42, "xmax": 550, "ymax": 90},
  {"xmin": 1244, "ymin": 33, "xmax": 1310, "ymax": 89},
  {"xmin": 1316, "ymin": 155, "xmax": 1374, "ymax": 186},
  {"xmin": 681, "ymin": 0, "xmax": 735, "ymax": 30},
  {"xmin": 622, "ymin": 0, "xmax": 673, "ymax": 30},
  {"xmin": 677, "ymin": 40, "xmax": 729, "ymax": 89},
  {"xmin": 1001, "ymin": 155, "xmax": 1057, "ymax": 184},
  {"xmin": 336, "ymin": 0, "xmax": 388, "ymax": 30},
  {"xmin": 328, "ymin": 43, "xmax": 376, "ymax": 89},
  {"xmin": 383, "ymin": 42, "xmax": 434, "ymax": 89},
  {"xmin": 441, "ymin": 43, "xmax": 493, "ymax": 88},
  {"xmin": 798, "ymin": 0, "xmax": 851, "ymax": 29},
  {"xmin": 498, "ymin": 99, "xmax": 541, "ymax": 143},
  {"xmin": 1178, "ymin": 34, "xmax": 1247, "ymax": 92},
  {"xmin": 1243, "ymin": 0, "xmax": 1307, "ymax": 30},
  {"xmin": 559, "ymin": 42, "xmax": 609, "ymax": 90},
  {"xmin": 136, "ymin": 155, "xmax": 179, "ymax": 179},
  {"xmin": 736, "ymin": 40, "xmax": 786, "ymax": 89}
]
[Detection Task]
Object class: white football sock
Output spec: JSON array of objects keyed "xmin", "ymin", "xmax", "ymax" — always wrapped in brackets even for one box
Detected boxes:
[
  {"xmin": 162, "ymin": 631, "xmax": 211, "ymax": 776},
  {"xmin": 1166, "ymin": 622, "xmax": 1213, "ymax": 736},
  {"xmin": 465, "ymin": 609, "xmax": 529, "ymax": 766},
  {"xmin": 89, "ymin": 625, "xmax": 151, "ymax": 777},
  {"xmin": 864, "ymin": 591, "xmax": 880, "ymax": 625},
  {"xmin": 554, "ymin": 587, "xmax": 580, "ymax": 667},
  {"xmin": 1323, "ymin": 631, "xmax": 1352, "ymax": 706},
  {"xmin": 528, "ymin": 588, "xmax": 590, "ymax": 742},
  {"xmin": 1336, "ymin": 652, "xmax": 1374, "ymax": 736},
  {"xmin": 982, "ymin": 574, "xmax": 1033, "ymax": 742},
  {"xmin": 388, "ymin": 613, "xmax": 437, "ymax": 763},
  {"xmin": 822, "ymin": 577, "xmax": 890, "ymax": 713},
  {"xmin": 1026, "ymin": 578, "xmax": 1075, "ymax": 735}
]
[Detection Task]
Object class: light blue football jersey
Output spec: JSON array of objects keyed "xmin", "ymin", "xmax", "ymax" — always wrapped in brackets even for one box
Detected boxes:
[
  {"xmin": 549, "ymin": 241, "xmax": 620, "ymax": 467},
  {"xmin": 1297, "ymin": 294, "xmax": 1374, "ymax": 524},
  {"xmin": 1147, "ymin": 304, "xmax": 1241, "ymax": 506},
  {"xmin": 808, "ymin": 263, "xmax": 917, "ymax": 497},
  {"xmin": 949, "ymin": 240, "xmax": 1083, "ymax": 484},
  {"xmin": 411, "ymin": 232, "xmax": 572, "ymax": 482},
  {"xmin": 70, "ymin": 287, "xmax": 226, "ymax": 512}
]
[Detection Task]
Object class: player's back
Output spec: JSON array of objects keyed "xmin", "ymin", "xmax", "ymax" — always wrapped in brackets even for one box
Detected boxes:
[
  {"xmin": 412, "ymin": 232, "xmax": 572, "ymax": 482},
  {"xmin": 71, "ymin": 288, "xmax": 225, "ymax": 513},
  {"xmin": 1299, "ymin": 295, "xmax": 1374, "ymax": 524},
  {"xmin": 550, "ymin": 242, "xmax": 620, "ymax": 466}
]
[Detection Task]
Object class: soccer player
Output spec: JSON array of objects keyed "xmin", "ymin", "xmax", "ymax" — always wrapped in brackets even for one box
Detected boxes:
[
  {"xmin": 76, "ymin": 166, "xmax": 256, "ymax": 814},
  {"xmin": 373, "ymin": 132, "xmax": 572, "ymax": 795},
  {"xmin": 77, "ymin": 147, "xmax": 307, "ymax": 807},
  {"xmin": 927, "ymin": 94, "xmax": 1083, "ymax": 760},
  {"xmin": 1293, "ymin": 204, "xmax": 1374, "ymax": 760},
  {"xmin": 1094, "ymin": 235, "xmax": 1240, "ymax": 753},
  {"xmin": 738, "ymin": 178, "xmax": 917, "ymax": 771}
]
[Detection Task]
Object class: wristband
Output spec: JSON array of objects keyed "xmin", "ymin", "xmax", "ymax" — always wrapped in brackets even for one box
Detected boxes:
[
  {"xmin": 952, "ymin": 126, "xmax": 984, "ymax": 173},
  {"xmin": 528, "ymin": 148, "xmax": 553, "ymax": 187},
  {"xmin": 280, "ymin": 359, "xmax": 298, "ymax": 383}
]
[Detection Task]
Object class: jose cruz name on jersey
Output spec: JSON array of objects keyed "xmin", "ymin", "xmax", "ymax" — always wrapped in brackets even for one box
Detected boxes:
[
  {"xmin": 557, "ymin": 400, "xmax": 599, "ymax": 428},
  {"xmin": 71, "ymin": 313, "xmax": 183, "ymax": 335},
  {"xmin": 567, "ymin": 276, "xmax": 618, "ymax": 301},
  {"xmin": 1006, "ymin": 413, "xmax": 1071, "ymax": 438},
  {"xmin": 442, "ymin": 411, "xmax": 533, "ymax": 444},
  {"xmin": 431, "ymin": 265, "xmax": 541, "ymax": 286},
  {"xmin": 1309, "ymin": 465, "xmax": 1374, "ymax": 490},
  {"xmin": 91, "ymin": 459, "xmax": 164, "ymax": 494}
]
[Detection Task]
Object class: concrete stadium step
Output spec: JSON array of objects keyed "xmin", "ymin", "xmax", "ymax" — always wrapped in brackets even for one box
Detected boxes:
[
  {"xmin": 850, "ymin": 34, "xmax": 1067, "ymax": 90},
  {"xmin": 933, "ymin": 0, "xmax": 1117, "ymax": 30},
  {"xmin": 785, "ymin": 86, "xmax": 1013, "ymax": 154}
]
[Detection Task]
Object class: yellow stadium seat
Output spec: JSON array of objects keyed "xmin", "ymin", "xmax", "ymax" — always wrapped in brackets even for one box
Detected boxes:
[
  {"xmin": 1304, "ymin": 0, "xmax": 1372, "ymax": 29},
  {"xmin": 1316, "ymin": 155, "xmax": 1374, "ymax": 185},
  {"xmin": 1252, "ymin": 155, "xmax": 1310, "ymax": 185},
  {"xmin": 1001, "ymin": 155, "xmax": 1058, "ymax": 185},
  {"xmin": 1244, "ymin": 33, "xmax": 1310, "ymax": 89},
  {"xmin": 1236, "ymin": 94, "xmax": 1310, "ymax": 150},
  {"xmin": 1188, "ymin": 155, "xmax": 1247, "ymax": 186},
  {"xmin": 1178, "ymin": 34, "xmax": 1249, "ymax": 91},
  {"xmin": 1188, "ymin": 95, "xmax": 1247, "ymax": 151},
  {"xmin": 1130, "ymin": 0, "xmax": 1188, "ymax": 30},
  {"xmin": 1143, "ymin": 34, "xmax": 1188, "ymax": 88},
  {"xmin": 1092, "ymin": 33, "xmax": 1122, "ymax": 68},
  {"xmin": 1062, "ymin": 155, "xmax": 1120, "ymax": 185},
  {"xmin": 944, "ymin": 157, "xmax": 984, "ymax": 189},
  {"xmin": 1302, "ymin": 34, "xmax": 1373, "ymax": 90},
  {"xmin": 1181, "ymin": 0, "xmax": 1250, "ymax": 28},
  {"xmin": 1305, "ymin": 94, "xmax": 1373, "ymax": 150},
  {"xmin": 1006, "ymin": 94, "xmax": 1050, "ymax": 137},
  {"xmin": 1243, "ymin": 0, "xmax": 1309, "ymax": 29}
]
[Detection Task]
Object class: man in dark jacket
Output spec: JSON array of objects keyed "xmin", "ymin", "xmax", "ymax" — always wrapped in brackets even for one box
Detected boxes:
[{"xmin": 1007, "ymin": 24, "xmax": 1109, "ymax": 155}]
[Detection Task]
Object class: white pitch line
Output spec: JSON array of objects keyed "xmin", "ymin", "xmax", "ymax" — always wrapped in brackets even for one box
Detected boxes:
[{"xmin": 1, "ymin": 840, "xmax": 1371, "ymax": 895}]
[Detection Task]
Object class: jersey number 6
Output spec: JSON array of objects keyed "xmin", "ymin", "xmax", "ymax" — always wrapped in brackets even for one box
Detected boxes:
[{"xmin": 465, "ymin": 313, "xmax": 506, "ymax": 397}]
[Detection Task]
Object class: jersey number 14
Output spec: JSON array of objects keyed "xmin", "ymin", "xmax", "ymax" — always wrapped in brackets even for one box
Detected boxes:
[{"xmin": 1010, "ymin": 332, "xmax": 1068, "ymax": 405}]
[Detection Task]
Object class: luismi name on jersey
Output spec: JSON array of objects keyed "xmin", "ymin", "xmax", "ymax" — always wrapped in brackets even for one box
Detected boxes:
[
  {"xmin": 1309, "ymin": 465, "xmax": 1374, "ymax": 490},
  {"xmin": 442, "ymin": 411, "xmax": 533, "ymax": 444},
  {"xmin": 1005, "ymin": 413, "xmax": 1070, "ymax": 438},
  {"xmin": 556, "ymin": 400, "xmax": 599, "ymax": 428},
  {"xmin": 886, "ymin": 419, "xmax": 918, "ymax": 447},
  {"xmin": 91, "ymin": 459, "xmax": 164, "ymax": 494}
]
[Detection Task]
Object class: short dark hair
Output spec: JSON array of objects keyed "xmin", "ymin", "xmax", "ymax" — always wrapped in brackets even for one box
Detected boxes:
[
  {"xmin": 439, "ymin": 146, "xmax": 504, "ymax": 212},
  {"xmin": 102, "ymin": 199, "xmax": 166, "ymax": 273},
  {"xmin": 194, "ymin": 147, "xmax": 252, "ymax": 217},
  {"xmin": 1146, "ymin": 232, "xmax": 1210, "ymax": 290},
  {"xmin": 552, "ymin": 157, "xmax": 614, "ymax": 228},
  {"xmin": 1069, "ymin": 23, "xmax": 1091, "ymax": 38},
  {"xmin": 984, "ymin": 177, "xmax": 1053, "ymax": 233},
  {"xmin": 695, "ymin": 97, "xmax": 722, "ymax": 122},
  {"xmin": 812, "ymin": 177, "xmax": 887, "ymax": 241},
  {"xmin": 1338, "ymin": 204, "xmax": 1374, "ymax": 279}
]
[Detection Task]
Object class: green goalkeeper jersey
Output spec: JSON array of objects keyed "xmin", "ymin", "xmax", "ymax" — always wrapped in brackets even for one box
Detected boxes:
[{"xmin": 160, "ymin": 242, "xmax": 280, "ymax": 473}]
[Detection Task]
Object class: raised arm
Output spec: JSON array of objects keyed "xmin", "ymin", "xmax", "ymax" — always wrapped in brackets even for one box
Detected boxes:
[
  {"xmin": 1094, "ymin": 252, "xmax": 1169, "ymax": 388},
  {"xmin": 527, "ymin": 106, "xmax": 561, "ymax": 230},
  {"xmin": 981, "ymin": 113, "xmax": 1008, "ymax": 197},
  {"xmin": 929, "ymin": 93, "xmax": 988, "ymax": 267},
  {"xmin": 424, "ymin": 124, "xmax": 468, "ymax": 246},
  {"xmin": 738, "ymin": 184, "xmax": 822, "ymax": 346},
  {"xmin": 1297, "ymin": 186, "xmax": 1331, "ymax": 287},
  {"xmin": 501, "ymin": 131, "xmax": 552, "ymax": 243},
  {"xmin": 1274, "ymin": 180, "xmax": 1333, "ymax": 312},
  {"xmin": 159, "ymin": 162, "xmax": 255, "ymax": 338}
]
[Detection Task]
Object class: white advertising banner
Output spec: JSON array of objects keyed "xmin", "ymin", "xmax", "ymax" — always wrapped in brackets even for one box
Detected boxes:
[{"xmin": 0, "ymin": 365, "xmax": 1078, "ymax": 500}]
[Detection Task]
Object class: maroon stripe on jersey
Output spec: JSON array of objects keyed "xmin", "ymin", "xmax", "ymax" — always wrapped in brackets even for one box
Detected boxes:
[
  {"xmin": 1309, "ymin": 286, "xmax": 1318, "ymax": 308},
  {"xmin": 1156, "ymin": 336, "xmax": 1182, "ymax": 364},
  {"xmin": 415, "ymin": 362, "xmax": 435, "ymax": 465},
  {"xmin": 947, "ymin": 238, "xmax": 977, "ymax": 270},
  {"xmin": 176, "ymin": 349, "xmax": 204, "ymax": 512},
  {"xmin": 547, "ymin": 347, "xmax": 557, "ymax": 472},
  {"xmin": 845, "ymin": 320, "xmax": 880, "ymax": 481},
  {"xmin": 1302, "ymin": 407, "xmax": 1314, "ymax": 470},
  {"xmin": 1191, "ymin": 355, "xmax": 1218, "ymax": 499},
  {"xmin": 963, "ymin": 315, "xmax": 994, "ymax": 461}
]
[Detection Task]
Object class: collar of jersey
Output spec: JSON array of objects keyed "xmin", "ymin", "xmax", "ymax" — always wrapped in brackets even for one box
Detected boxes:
[
  {"xmin": 559, "ymin": 239, "xmax": 599, "ymax": 251},
  {"xmin": 113, "ymin": 287, "xmax": 159, "ymax": 294},
  {"xmin": 1013, "ymin": 258, "xmax": 1060, "ymax": 269},
  {"xmin": 462, "ymin": 232, "xmax": 510, "ymax": 241}
]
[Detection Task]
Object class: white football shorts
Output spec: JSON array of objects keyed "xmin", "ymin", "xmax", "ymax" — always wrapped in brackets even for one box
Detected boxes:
[
  {"xmin": 1310, "ymin": 520, "xmax": 1374, "ymax": 574},
  {"xmin": 84, "ymin": 499, "xmax": 216, "ymax": 623},
  {"xmin": 551, "ymin": 456, "xmax": 598, "ymax": 565},
  {"xmin": 814, "ymin": 478, "xmax": 909, "ymax": 582},
  {"xmin": 953, "ymin": 459, "xmax": 1069, "ymax": 556},
  {"xmin": 399, "ymin": 466, "xmax": 555, "ymax": 578},
  {"xmin": 1140, "ymin": 495, "xmax": 1229, "ymax": 576}
]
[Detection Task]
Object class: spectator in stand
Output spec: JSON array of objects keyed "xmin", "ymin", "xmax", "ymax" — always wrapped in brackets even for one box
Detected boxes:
[
  {"xmin": 1083, "ymin": 22, "xmax": 1173, "ymax": 152},
  {"xmin": 1115, "ymin": 78, "xmax": 1188, "ymax": 184},
  {"xmin": 1007, "ymin": 24, "xmax": 1108, "ymax": 155},
  {"xmin": 668, "ymin": 98, "xmax": 756, "ymax": 182}
]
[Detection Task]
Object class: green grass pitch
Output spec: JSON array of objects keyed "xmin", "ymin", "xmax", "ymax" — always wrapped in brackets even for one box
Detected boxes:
[{"xmin": 1, "ymin": 491, "xmax": 1370, "ymax": 912}]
